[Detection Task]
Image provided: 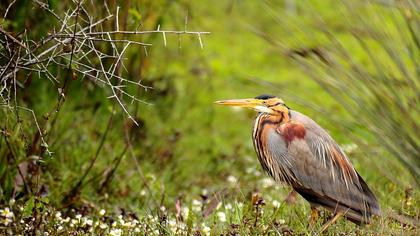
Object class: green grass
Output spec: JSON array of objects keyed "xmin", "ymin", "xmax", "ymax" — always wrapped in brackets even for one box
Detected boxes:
[{"xmin": 0, "ymin": 0, "xmax": 419, "ymax": 235}]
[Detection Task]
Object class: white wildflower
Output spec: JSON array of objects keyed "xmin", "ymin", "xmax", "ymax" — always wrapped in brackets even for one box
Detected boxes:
[
  {"xmin": 225, "ymin": 203, "xmax": 233, "ymax": 210},
  {"xmin": 1, "ymin": 217, "xmax": 12, "ymax": 226},
  {"xmin": 99, "ymin": 209, "xmax": 106, "ymax": 216},
  {"xmin": 147, "ymin": 215, "xmax": 157, "ymax": 223},
  {"xmin": 169, "ymin": 219, "xmax": 176, "ymax": 226},
  {"xmin": 55, "ymin": 212, "xmax": 62, "ymax": 219},
  {"xmin": 119, "ymin": 218, "xmax": 125, "ymax": 225},
  {"xmin": 85, "ymin": 218, "xmax": 93, "ymax": 226},
  {"xmin": 75, "ymin": 214, "xmax": 82, "ymax": 220},
  {"xmin": 109, "ymin": 228, "xmax": 122, "ymax": 236},
  {"xmin": 99, "ymin": 223, "xmax": 107, "ymax": 229},
  {"xmin": 0, "ymin": 208, "xmax": 14, "ymax": 218},
  {"xmin": 134, "ymin": 227, "xmax": 141, "ymax": 232},
  {"xmin": 272, "ymin": 200, "xmax": 281, "ymax": 208},
  {"xmin": 279, "ymin": 219, "xmax": 286, "ymax": 224},
  {"xmin": 202, "ymin": 224, "xmax": 211, "ymax": 236},
  {"xmin": 168, "ymin": 219, "xmax": 177, "ymax": 232},
  {"xmin": 57, "ymin": 226, "xmax": 63, "ymax": 231},
  {"xmin": 192, "ymin": 199, "xmax": 202, "ymax": 212},
  {"xmin": 140, "ymin": 190, "xmax": 147, "ymax": 196},
  {"xmin": 122, "ymin": 221, "xmax": 132, "ymax": 228},
  {"xmin": 217, "ymin": 211, "xmax": 226, "ymax": 222},
  {"xmin": 192, "ymin": 199, "xmax": 202, "ymax": 206},
  {"xmin": 227, "ymin": 175, "xmax": 237, "ymax": 183},
  {"xmin": 261, "ymin": 177, "xmax": 275, "ymax": 188}
]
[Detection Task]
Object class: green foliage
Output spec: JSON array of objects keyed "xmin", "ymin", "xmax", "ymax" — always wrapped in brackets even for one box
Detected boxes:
[{"xmin": 22, "ymin": 197, "xmax": 34, "ymax": 218}]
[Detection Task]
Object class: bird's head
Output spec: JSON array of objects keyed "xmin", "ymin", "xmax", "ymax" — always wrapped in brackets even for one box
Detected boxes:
[{"xmin": 215, "ymin": 94, "xmax": 290, "ymax": 116}]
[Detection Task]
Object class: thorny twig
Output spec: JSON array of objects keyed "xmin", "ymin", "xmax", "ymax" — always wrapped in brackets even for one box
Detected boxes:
[{"xmin": 0, "ymin": 1, "xmax": 209, "ymax": 155}]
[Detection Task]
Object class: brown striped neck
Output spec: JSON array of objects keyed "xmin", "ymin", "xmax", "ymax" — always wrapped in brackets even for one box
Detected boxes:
[
  {"xmin": 258, "ymin": 111, "xmax": 290, "ymax": 125},
  {"xmin": 261, "ymin": 114, "xmax": 284, "ymax": 125},
  {"xmin": 252, "ymin": 112, "xmax": 289, "ymax": 145},
  {"xmin": 252, "ymin": 112, "xmax": 288, "ymax": 180}
]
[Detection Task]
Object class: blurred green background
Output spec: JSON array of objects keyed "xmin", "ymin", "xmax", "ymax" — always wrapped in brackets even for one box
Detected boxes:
[{"xmin": 0, "ymin": 0, "xmax": 418, "ymax": 234}]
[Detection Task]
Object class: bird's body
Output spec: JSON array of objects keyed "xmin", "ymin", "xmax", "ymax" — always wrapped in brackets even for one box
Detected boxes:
[
  {"xmin": 216, "ymin": 95, "xmax": 380, "ymax": 229},
  {"xmin": 253, "ymin": 110, "xmax": 380, "ymax": 224}
]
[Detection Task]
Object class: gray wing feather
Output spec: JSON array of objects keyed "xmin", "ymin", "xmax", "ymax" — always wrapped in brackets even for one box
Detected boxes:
[{"xmin": 266, "ymin": 110, "xmax": 380, "ymax": 223}]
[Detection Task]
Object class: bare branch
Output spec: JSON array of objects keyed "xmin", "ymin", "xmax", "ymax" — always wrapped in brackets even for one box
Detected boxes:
[
  {"xmin": 1, "ymin": 0, "xmax": 209, "ymax": 154},
  {"xmin": 3, "ymin": 0, "xmax": 16, "ymax": 19},
  {"xmin": 0, "ymin": 27, "xmax": 27, "ymax": 49},
  {"xmin": 54, "ymin": 30, "xmax": 211, "ymax": 36}
]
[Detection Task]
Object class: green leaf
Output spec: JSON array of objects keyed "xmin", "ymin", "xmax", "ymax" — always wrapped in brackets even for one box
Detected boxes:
[{"xmin": 22, "ymin": 196, "xmax": 35, "ymax": 218}]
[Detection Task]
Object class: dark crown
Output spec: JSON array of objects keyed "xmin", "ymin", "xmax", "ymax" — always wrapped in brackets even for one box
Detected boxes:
[{"xmin": 255, "ymin": 94, "xmax": 276, "ymax": 100}]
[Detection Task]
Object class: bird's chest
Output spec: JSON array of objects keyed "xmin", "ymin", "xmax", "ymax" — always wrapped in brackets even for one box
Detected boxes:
[
  {"xmin": 252, "ymin": 115, "xmax": 310, "ymax": 183},
  {"xmin": 252, "ymin": 114, "xmax": 288, "ymax": 158},
  {"xmin": 252, "ymin": 115, "xmax": 271, "ymax": 158},
  {"xmin": 252, "ymin": 115, "xmax": 285, "ymax": 178}
]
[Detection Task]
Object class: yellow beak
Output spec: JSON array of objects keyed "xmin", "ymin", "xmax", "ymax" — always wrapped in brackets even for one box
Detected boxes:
[
  {"xmin": 215, "ymin": 98, "xmax": 274, "ymax": 114},
  {"xmin": 214, "ymin": 98, "xmax": 263, "ymax": 108}
]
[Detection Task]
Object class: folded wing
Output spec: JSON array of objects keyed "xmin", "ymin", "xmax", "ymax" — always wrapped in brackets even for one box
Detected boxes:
[{"xmin": 267, "ymin": 110, "xmax": 380, "ymax": 224}]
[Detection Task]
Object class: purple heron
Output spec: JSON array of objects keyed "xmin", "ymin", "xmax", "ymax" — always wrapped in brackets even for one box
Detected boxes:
[{"xmin": 216, "ymin": 95, "xmax": 380, "ymax": 231}]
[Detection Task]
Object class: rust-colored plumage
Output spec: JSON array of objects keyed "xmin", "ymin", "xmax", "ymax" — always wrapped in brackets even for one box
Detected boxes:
[{"xmin": 216, "ymin": 95, "xmax": 380, "ymax": 230}]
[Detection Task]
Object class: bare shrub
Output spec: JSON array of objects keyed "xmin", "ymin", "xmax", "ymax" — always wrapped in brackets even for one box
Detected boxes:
[{"xmin": 0, "ymin": 0, "xmax": 209, "ymax": 154}]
